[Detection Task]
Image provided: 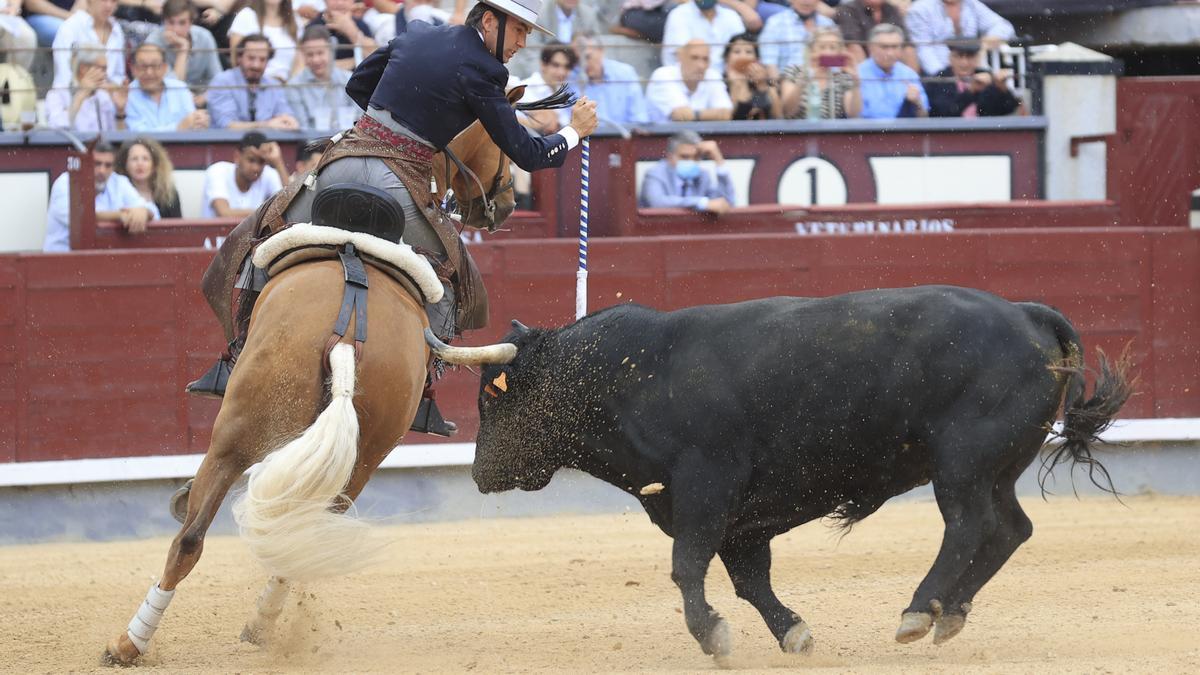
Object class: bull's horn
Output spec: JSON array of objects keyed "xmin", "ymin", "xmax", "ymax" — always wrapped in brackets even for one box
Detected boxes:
[
  {"xmin": 511, "ymin": 319, "xmax": 530, "ymax": 334},
  {"xmin": 424, "ymin": 328, "xmax": 517, "ymax": 365}
]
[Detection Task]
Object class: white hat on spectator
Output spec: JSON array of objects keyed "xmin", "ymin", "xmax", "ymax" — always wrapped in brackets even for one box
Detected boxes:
[{"xmin": 477, "ymin": 0, "xmax": 555, "ymax": 36}]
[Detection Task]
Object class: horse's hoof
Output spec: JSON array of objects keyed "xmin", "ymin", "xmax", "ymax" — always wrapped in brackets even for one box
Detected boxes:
[
  {"xmin": 781, "ymin": 621, "xmax": 814, "ymax": 654},
  {"xmin": 240, "ymin": 623, "xmax": 267, "ymax": 646},
  {"xmin": 895, "ymin": 612, "xmax": 933, "ymax": 643},
  {"xmin": 933, "ymin": 602, "xmax": 970, "ymax": 644},
  {"xmin": 701, "ymin": 618, "xmax": 733, "ymax": 658},
  {"xmin": 101, "ymin": 633, "xmax": 141, "ymax": 667},
  {"xmin": 169, "ymin": 479, "xmax": 193, "ymax": 524}
]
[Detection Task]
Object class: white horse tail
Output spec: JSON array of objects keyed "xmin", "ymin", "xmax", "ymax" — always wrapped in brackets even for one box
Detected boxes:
[{"xmin": 233, "ymin": 343, "xmax": 381, "ymax": 581}]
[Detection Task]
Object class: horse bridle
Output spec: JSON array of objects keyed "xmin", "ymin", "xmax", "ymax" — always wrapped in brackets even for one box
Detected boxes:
[{"xmin": 441, "ymin": 145, "xmax": 513, "ymax": 232}]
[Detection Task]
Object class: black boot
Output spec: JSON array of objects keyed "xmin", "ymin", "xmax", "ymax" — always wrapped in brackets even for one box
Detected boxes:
[
  {"xmin": 185, "ymin": 357, "xmax": 232, "ymax": 398},
  {"xmin": 410, "ymin": 396, "xmax": 458, "ymax": 437}
]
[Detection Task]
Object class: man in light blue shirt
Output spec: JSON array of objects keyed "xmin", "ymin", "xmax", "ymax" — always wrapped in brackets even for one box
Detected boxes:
[
  {"xmin": 207, "ymin": 34, "xmax": 299, "ymax": 130},
  {"xmin": 287, "ymin": 26, "xmax": 361, "ymax": 130},
  {"xmin": 43, "ymin": 141, "xmax": 160, "ymax": 252},
  {"xmin": 571, "ymin": 36, "xmax": 648, "ymax": 127},
  {"xmin": 126, "ymin": 43, "xmax": 210, "ymax": 132},
  {"xmin": 858, "ymin": 23, "xmax": 928, "ymax": 119},
  {"xmin": 758, "ymin": 0, "xmax": 835, "ymax": 75}
]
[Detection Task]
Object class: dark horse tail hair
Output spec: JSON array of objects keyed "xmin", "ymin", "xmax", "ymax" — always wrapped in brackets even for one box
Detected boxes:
[{"xmin": 1022, "ymin": 303, "xmax": 1136, "ymax": 498}]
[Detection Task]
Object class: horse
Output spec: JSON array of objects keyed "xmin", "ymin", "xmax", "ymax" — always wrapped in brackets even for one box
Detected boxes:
[{"xmin": 101, "ymin": 113, "xmax": 523, "ymax": 665}]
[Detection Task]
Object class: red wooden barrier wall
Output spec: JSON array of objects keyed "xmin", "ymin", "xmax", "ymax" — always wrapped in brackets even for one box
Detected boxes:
[{"xmin": 2, "ymin": 227, "xmax": 1198, "ymax": 463}]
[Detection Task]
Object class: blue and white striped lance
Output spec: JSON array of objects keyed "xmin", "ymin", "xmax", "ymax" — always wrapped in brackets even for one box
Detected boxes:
[{"xmin": 575, "ymin": 137, "xmax": 590, "ymax": 320}]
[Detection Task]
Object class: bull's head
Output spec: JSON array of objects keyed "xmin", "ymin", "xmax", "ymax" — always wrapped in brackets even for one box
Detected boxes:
[{"xmin": 425, "ymin": 321, "xmax": 564, "ymax": 493}]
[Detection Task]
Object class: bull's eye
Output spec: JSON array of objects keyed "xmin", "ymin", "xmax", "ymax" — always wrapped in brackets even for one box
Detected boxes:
[{"xmin": 492, "ymin": 372, "xmax": 509, "ymax": 392}]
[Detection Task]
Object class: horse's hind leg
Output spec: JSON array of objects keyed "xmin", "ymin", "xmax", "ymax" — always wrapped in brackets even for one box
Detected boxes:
[{"xmin": 103, "ymin": 433, "xmax": 253, "ymax": 665}]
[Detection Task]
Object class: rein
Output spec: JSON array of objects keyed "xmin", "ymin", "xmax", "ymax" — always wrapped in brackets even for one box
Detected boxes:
[{"xmin": 441, "ymin": 144, "xmax": 512, "ymax": 232}]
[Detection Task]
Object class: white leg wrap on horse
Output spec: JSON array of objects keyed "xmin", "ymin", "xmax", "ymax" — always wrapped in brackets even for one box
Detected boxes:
[
  {"xmin": 126, "ymin": 584, "xmax": 175, "ymax": 654},
  {"xmin": 256, "ymin": 576, "xmax": 290, "ymax": 620}
]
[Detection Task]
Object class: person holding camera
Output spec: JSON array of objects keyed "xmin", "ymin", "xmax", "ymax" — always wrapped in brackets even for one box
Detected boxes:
[
  {"xmin": 723, "ymin": 33, "xmax": 781, "ymax": 120},
  {"xmin": 781, "ymin": 26, "xmax": 861, "ymax": 119},
  {"xmin": 925, "ymin": 40, "xmax": 1019, "ymax": 118},
  {"xmin": 639, "ymin": 129, "xmax": 737, "ymax": 215}
]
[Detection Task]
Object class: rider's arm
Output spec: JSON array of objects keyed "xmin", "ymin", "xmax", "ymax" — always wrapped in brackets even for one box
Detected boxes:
[
  {"xmin": 465, "ymin": 73, "xmax": 577, "ymax": 173},
  {"xmin": 346, "ymin": 43, "xmax": 389, "ymax": 111}
]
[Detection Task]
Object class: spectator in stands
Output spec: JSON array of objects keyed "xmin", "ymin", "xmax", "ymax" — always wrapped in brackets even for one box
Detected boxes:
[
  {"xmin": 126, "ymin": 43, "xmax": 210, "ymax": 131},
  {"xmin": 113, "ymin": 0, "xmax": 163, "ymax": 45},
  {"xmin": 307, "ymin": 0, "xmax": 376, "ymax": 71},
  {"xmin": 201, "ymin": 131, "xmax": 286, "ymax": 218},
  {"xmin": 43, "ymin": 140, "xmax": 158, "ymax": 252},
  {"xmin": 905, "ymin": 0, "xmax": 1013, "ymax": 75},
  {"xmin": 520, "ymin": 43, "xmax": 578, "ymax": 134},
  {"xmin": 45, "ymin": 44, "xmax": 127, "ymax": 131},
  {"xmin": 145, "ymin": 0, "xmax": 223, "ymax": 102},
  {"xmin": 381, "ymin": 0, "xmax": 465, "ymax": 42},
  {"xmin": 723, "ymin": 33, "xmax": 780, "ymax": 120},
  {"xmin": 858, "ymin": 22, "xmax": 926, "ymax": 118},
  {"xmin": 192, "ymin": 0, "xmax": 239, "ymax": 68},
  {"xmin": 0, "ymin": 0, "xmax": 36, "ymax": 70},
  {"xmin": 229, "ymin": 0, "xmax": 303, "ymax": 82},
  {"xmin": 781, "ymin": 26, "xmax": 861, "ymax": 118},
  {"xmin": 661, "ymin": 0, "xmax": 756, "ymax": 74},
  {"xmin": 571, "ymin": 34, "xmax": 649, "ymax": 127},
  {"xmin": 617, "ymin": 0, "xmax": 673, "ymax": 45},
  {"xmin": 758, "ymin": 0, "xmax": 835, "ymax": 76},
  {"xmin": 511, "ymin": 0, "xmax": 603, "ymax": 79},
  {"xmin": 292, "ymin": 135, "xmax": 330, "ymax": 180},
  {"xmin": 646, "ymin": 38, "xmax": 734, "ymax": 122},
  {"xmin": 207, "ymin": 33, "xmax": 300, "ymax": 129},
  {"xmin": 117, "ymin": 136, "xmax": 182, "ymax": 218},
  {"xmin": 926, "ymin": 39, "xmax": 1018, "ymax": 117},
  {"xmin": 639, "ymin": 129, "xmax": 735, "ymax": 214},
  {"xmin": 834, "ymin": 0, "xmax": 913, "ymax": 66},
  {"xmin": 21, "ymin": 0, "xmax": 82, "ymax": 52},
  {"xmin": 287, "ymin": 25, "xmax": 359, "ymax": 129},
  {"xmin": 51, "ymin": 0, "xmax": 125, "ymax": 88}
]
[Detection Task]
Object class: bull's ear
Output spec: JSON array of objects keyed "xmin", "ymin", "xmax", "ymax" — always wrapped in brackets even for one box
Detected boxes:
[{"xmin": 506, "ymin": 85, "xmax": 527, "ymax": 107}]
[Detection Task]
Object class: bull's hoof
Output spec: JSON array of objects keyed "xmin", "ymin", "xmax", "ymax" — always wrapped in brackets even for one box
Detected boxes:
[
  {"xmin": 700, "ymin": 618, "xmax": 733, "ymax": 658},
  {"xmin": 932, "ymin": 602, "xmax": 971, "ymax": 644},
  {"xmin": 895, "ymin": 612, "xmax": 933, "ymax": 643},
  {"xmin": 169, "ymin": 479, "xmax": 193, "ymax": 524},
  {"xmin": 101, "ymin": 633, "xmax": 141, "ymax": 667},
  {"xmin": 781, "ymin": 621, "xmax": 814, "ymax": 654}
]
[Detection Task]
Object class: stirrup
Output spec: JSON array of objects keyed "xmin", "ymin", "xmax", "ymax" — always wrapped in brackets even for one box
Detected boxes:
[
  {"xmin": 185, "ymin": 357, "xmax": 232, "ymax": 398},
  {"xmin": 410, "ymin": 397, "xmax": 458, "ymax": 437}
]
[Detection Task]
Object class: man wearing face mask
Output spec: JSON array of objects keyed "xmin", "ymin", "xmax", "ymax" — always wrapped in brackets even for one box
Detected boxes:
[
  {"xmin": 639, "ymin": 130, "xmax": 735, "ymax": 214},
  {"xmin": 187, "ymin": 0, "xmax": 599, "ymax": 438}
]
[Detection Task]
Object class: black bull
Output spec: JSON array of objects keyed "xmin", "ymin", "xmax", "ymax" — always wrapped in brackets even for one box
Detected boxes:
[{"xmin": 428, "ymin": 285, "xmax": 1133, "ymax": 659}]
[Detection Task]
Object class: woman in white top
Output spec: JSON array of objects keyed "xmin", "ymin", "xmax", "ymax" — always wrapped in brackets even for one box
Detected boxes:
[
  {"xmin": 50, "ymin": 0, "xmax": 126, "ymax": 88},
  {"xmin": 228, "ymin": 0, "xmax": 305, "ymax": 82}
]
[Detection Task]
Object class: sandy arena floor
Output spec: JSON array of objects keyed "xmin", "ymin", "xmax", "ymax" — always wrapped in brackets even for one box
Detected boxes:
[{"xmin": 1, "ymin": 495, "xmax": 1197, "ymax": 674}]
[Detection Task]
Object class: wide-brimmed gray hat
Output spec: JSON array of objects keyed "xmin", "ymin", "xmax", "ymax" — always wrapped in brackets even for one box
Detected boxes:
[{"xmin": 477, "ymin": 0, "xmax": 555, "ymax": 36}]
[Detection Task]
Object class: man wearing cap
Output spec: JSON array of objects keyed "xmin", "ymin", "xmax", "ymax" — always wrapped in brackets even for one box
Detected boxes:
[
  {"xmin": 925, "ymin": 40, "xmax": 1019, "ymax": 118},
  {"xmin": 187, "ymin": 0, "xmax": 599, "ymax": 437}
]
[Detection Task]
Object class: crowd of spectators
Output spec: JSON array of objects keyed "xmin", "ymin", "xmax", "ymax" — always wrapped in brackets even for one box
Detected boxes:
[{"xmin": 16, "ymin": 0, "xmax": 1029, "ymax": 243}]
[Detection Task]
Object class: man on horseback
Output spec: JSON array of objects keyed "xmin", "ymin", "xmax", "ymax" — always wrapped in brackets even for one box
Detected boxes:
[{"xmin": 187, "ymin": 0, "xmax": 599, "ymax": 436}]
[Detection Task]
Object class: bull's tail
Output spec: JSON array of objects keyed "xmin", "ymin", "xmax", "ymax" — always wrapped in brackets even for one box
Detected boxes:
[
  {"xmin": 232, "ymin": 344, "xmax": 381, "ymax": 580},
  {"xmin": 1021, "ymin": 303, "xmax": 1136, "ymax": 497}
]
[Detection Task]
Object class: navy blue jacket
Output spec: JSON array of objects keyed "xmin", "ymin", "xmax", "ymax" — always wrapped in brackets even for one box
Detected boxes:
[{"xmin": 347, "ymin": 22, "xmax": 571, "ymax": 172}]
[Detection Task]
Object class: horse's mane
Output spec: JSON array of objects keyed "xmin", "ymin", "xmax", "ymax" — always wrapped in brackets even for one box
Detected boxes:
[{"xmin": 514, "ymin": 84, "xmax": 577, "ymax": 112}]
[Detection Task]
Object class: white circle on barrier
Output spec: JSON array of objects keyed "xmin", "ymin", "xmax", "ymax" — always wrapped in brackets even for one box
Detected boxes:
[{"xmin": 777, "ymin": 157, "xmax": 848, "ymax": 206}]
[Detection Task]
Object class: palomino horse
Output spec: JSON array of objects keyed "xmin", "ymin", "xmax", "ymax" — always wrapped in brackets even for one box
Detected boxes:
[{"xmin": 101, "ymin": 115, "xmax": 525, "ymax": 665}]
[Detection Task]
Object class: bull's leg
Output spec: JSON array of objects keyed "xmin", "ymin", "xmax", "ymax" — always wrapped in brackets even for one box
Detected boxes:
[
  {"xmin": 103, "ymin": 444, "xmax": 251, "ymax": 665},
  {"xmin": 931, "ymin": 459, "xmax": 1035, "ymax": 644},
  {"xmin": 897, "ymin": 472, "xmax": 998, "ymax": 644},
  {"xmin": 719, "ymin": 538, "xmax": 812, "ymax": 654}
]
